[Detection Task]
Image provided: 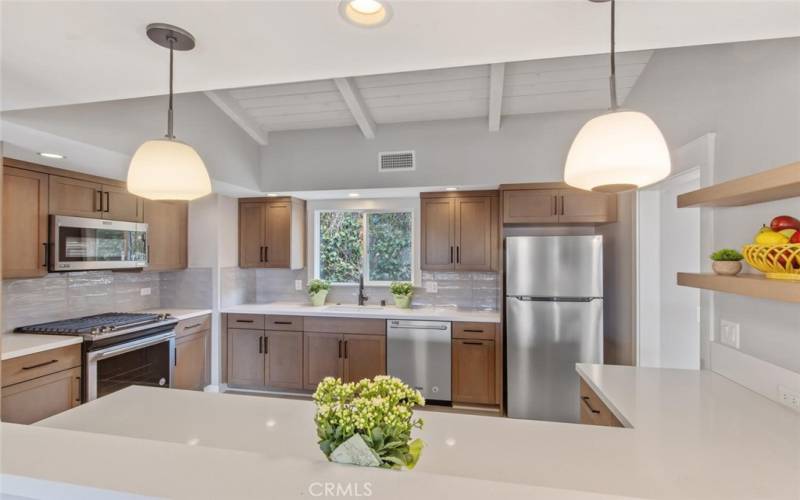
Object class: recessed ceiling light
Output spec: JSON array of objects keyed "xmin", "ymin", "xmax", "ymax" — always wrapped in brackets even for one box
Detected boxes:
[
  {"xmin": 266, "ymin": 193, "xmax": 278, "ymax": 197},
  {"xmin": 348, "ymin": 193, "xmax": 360, "ymax": 198},
  {"xmin": 38, "ymin": 152, "xmax": 65, "ymax": 159},
  {"xmin": 445, "ymin": 187, "xmax": 458, "ymax": 191},
  {"xmin": 339, "ymin": 0, "xmax": 392, "ymax": 28}
]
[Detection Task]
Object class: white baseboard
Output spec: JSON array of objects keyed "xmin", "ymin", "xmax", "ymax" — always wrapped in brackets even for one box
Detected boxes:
[
  {"xmin": 710, "ymin": 342, "xmax": 800, "ymax": 411},
  {"xmin": 203, "ymin": 384, "xmax": 221, "ymax": 393}
]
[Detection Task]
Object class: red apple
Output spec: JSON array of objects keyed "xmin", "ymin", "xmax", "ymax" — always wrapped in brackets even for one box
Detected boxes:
[
  {"xmin": 770, "ymin": 215, "xmax": 800, "ymax": 232},
  {"xmin": 791, "ymin": 231, "xmax": 800, "ymax": 244}
]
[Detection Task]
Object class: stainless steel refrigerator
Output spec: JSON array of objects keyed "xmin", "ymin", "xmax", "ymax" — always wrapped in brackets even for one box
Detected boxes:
[{"xmin": 505, "ymin": 235, "xmax": 603, "ymax": 422}]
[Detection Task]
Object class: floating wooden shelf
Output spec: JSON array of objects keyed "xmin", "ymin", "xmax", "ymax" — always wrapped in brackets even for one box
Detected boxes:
[
  {"xmin": 677, "ymin": 161, "xmax": 800, "ymax": 208},
  {"xmin": 677, "ymin": 272, "xmax": 800, "ymax": 303}
]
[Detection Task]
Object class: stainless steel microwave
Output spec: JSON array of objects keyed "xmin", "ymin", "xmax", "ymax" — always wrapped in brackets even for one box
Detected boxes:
[{"xmin": 50, "ymin": 215, "xmax": 148, "ymax": 271}]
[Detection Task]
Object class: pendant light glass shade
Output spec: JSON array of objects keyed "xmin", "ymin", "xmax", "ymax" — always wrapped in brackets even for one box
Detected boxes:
[
  {"xmin": 127, "ymin": 139, "xmax": 211, "ymax": 200},
  {"xmin": 564, "ymin": 111, "xmax": 671, "ymax": 192}
]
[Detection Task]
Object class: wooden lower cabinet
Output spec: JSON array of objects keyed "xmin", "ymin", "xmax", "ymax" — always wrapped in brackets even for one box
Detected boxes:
[
  {"xmin": 1, "ymin": 367, "xmax": 81, "ymax": 424},
  {"xmin": 343, "ymin": 334, "xmax": 386, "ymax": 383},
  {"xmin": 303, "ymin": 332, "xmax": 386, "ymax": 390},
  {"xmin": 452, "ymin": 339, "xmax": 496, "ymax": 405},
  {"xmin": 174, "ymin": 329, "xmax": 210, "ymax": 391},
  {"xmin": 227, "ymin": 329, "xmax": 266, "ymax": 387},
  {"xmin": 303, "ymin": 332, "xmax": 343, "ymax": 390},
  {"xmin": 265, "ymin": 330, "xmax": 303, "ymax": 389},
  {"xmin": 579, "ymin": 378, "xmax": 624, "ymax": 427}
]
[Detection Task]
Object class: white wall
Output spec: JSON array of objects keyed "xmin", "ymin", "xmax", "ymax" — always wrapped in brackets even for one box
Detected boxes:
[
  {"xmin": 2, "ymin": 93, "xmax": 262, "ymax": 190},
  {"xmin": 260, "ymin": 111, "xmax": 597, "ymax": 192},
  {"xmin": 625, "ymin": 38, "xmax": 800, "ymax": 378}
]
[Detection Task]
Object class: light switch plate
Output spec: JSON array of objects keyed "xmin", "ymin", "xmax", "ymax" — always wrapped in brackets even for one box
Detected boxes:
[
  {"xmin": 425, "ymin": 281, "xmax": 438, "ymax": 293},
  {"xmin": 720, "ymin": 320, "xmax": 740, "ymax": 349},
  {"xmin": 140, "ymin": 287, "xmax": 151, "ymax": 296},
  {"xmin": 778, "ymin": 386, "xmax": 800, "ymax": 411},
  {"xmin": 294, "ymin": 280, "xmax": 303, "ymax": 291}
]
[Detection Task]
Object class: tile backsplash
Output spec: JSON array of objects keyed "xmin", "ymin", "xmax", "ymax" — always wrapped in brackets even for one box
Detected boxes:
[
  {"xmin": 2, "ymin": 271, "xmax": 161, "ymax": 332},
  {"xmin": 160, "ymin": 268, "xmax": 213, "ymax": 309}
]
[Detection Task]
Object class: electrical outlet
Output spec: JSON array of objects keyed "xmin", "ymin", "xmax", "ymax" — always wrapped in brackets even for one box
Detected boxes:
[
  {"xmin": 778, "ymin": 386, "xmax": 800, "ymax": 411},
  {"xmin": 140, "ymin": 287, "xmax": 151, "ymax": 296},
  {"xmin": 294, "ymin": 280, "xmax": 303, "ymax": 291},
  {"xmin": 720, "ymin": 320, "xmax": 740, "ymax": 349},
  {"xmin": 424, "ymin": 281, "xmax": 438, "ymax": 293}
]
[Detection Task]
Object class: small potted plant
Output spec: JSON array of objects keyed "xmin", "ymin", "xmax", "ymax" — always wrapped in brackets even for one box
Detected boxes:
[
  {"xmin": 389, "ymin": 281, "xmax": 413, "ymax": 309},
  {"xmin": 313, "ymin": 376, "xmax": 425, "ymax": 469},
  {"xmin": 710, "ymin": 249, "xmax": 744, "ymax": 276},
  {"xmin": 308, "ymin": 279, "xmax": 331, "ymax": 306}
]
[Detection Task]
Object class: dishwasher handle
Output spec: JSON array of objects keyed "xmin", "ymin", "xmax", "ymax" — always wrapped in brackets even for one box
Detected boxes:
[{"xmin": 389, "ymin": 324, "xmax": 448, "ymax": 331}]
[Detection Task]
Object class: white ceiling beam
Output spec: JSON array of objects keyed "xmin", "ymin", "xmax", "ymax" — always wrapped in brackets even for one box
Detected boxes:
[
  {"xmin": 488, "ymin": 63, "xmax": 506, "ymax": 132},
  {"xmin": 204, "ymin": 90, "xmax": 269, "ymax": 146},
  {"xmin": 333, "ymin": 77, "xmax": 376, "ymax": 139}
]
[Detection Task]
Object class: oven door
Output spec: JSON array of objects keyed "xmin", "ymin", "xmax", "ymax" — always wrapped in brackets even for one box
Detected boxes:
[
  {"xmin": 51, "ymin": 215, "xmax": 148, "ymax": 271},
  {"xmin": 85, "ymin": 331, "xmax": 175, "ymax": 401}
]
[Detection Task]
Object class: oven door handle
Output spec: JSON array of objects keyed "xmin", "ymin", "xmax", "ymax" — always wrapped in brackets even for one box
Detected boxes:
[{"xmin": 92, "ymin": 331, "xmax": 176, "ymax": 360}]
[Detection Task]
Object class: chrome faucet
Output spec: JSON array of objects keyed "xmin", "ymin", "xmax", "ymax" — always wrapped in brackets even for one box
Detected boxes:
[{"xmin": 358, "ymin": 274, "xmax": 369, "ymax": 306}]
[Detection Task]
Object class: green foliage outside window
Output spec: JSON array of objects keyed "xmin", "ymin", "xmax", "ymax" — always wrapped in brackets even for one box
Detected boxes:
[{"xmin": 318, "ymin": 211, "xmax": 412, "ymax": 283}]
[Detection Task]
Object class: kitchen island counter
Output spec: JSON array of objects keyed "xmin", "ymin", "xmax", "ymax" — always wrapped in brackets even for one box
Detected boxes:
[{"xmin": 12, "ymin": 364, "xmax": 799, "ymax": 500}]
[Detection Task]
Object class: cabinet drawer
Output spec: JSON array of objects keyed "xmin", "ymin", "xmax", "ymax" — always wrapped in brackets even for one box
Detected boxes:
[
  {"xmin": 265, "ymin": 315, "xmax": 303, "ymax": 332},
  {"xmin": 453, "ymin": 322, "xmax": 497, "ymax": 340},
  {"xmin": 227, "ymin": 314, "xmax": 265, "ymax": 330},
  {"xmin": 579, "ymin": 378, "xmax": 624, "ymax": 427},
  {"xmin": 1, "ymin": 366, "xmax": 81, "ymax": 424},
  {"xmin": 304, "ymin": 317, "xmax": 385, "ymax": 335},
  {"xmin": 176, "ymin": 314, "xmax": 211, "ymax": 338},
  {"xmin": 2, "ymin": 344, "xmax": 81, "ymax": 388}
]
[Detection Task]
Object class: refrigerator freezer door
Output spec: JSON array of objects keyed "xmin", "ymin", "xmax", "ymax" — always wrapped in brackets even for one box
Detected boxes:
[
  {"xmin": 506, "ymin": 297, "xmax": 603, "ymax": 422},
  {"xmin": 506, "ymin": 236, "xmax": 603, "ymax": 298}
]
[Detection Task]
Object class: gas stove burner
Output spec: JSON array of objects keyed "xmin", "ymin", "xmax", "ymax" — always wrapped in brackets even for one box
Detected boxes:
[{"xmin": 14, "ymin": 312, "xmax": 172, "ymax": 336}]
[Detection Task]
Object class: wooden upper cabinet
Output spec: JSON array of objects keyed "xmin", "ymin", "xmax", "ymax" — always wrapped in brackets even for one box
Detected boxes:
[
  {"xmin": 102, "ymin": 184, "xmax": 144, "ymax": 222},
  {"xmin": 503, "ymin": 188, "xmax": 559, "ymax": 224},
  {"xmin": 455, "ymin": 196, "xmax": 496, "ymax": 271},
  {"xmin": 452, "ymin": 339, "xmax": 496, "ymax": 405},
  {"xmin": 501, "ymin": 185, "xmax": 617, "ymax": 225},
  {"xmin": 265, "ymin": 201, "xmax": 292, "ymax": 267},
  {"xmin": 3, "ymin": 166, "xmax": 49, "ymax": 278},
  {"xmin": 144, "ymin": 199, "xmax": 188, "ymax": 271},
  {"xmin": 49, "ymin": 175, "xmax": 102, "ymax": 218},
  {"xmin": 421, "ymin": 198, "xmax": 455, "ymax": 271},
  {"xmin": 238, "ymin": 197, "xmax": 305, "ymax": 269},
  {"xmin": 421, "ymin": 191, "xmax": 498, "ymax": 272},
  {"xmin": 343, "ymin": 334, "xmax": 386, "ymax": 383},
  {"xmin": 559, "ymin": 190, "xmax": 617, "ymax": 224}
]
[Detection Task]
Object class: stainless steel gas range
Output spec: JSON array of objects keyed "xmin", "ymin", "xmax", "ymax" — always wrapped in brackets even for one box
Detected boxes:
[{"xmin": 15, "ymin": 312, "xmax": 178, "ymax": 402}]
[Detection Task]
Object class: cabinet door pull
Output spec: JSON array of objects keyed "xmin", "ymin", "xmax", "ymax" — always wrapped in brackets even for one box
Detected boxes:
[
  {"xmin": 184, "ymin": 323, "xmax": 202, "ymax": 330},
  {"xmin": 463, "ymin": 341, "xmax": 484, "ymax": 346},
  {"xmin": 273, "ymin": 321, "xmax": 292, "ymax": 325},
  {"xmin": 463, "ymin": 329, "xmax": 484, "ymax": 333},
  {"xmin": 338, "ymin": 340, "xmax": 342, "ymax": 358},
  {"xmin": 104, "ymin": 191, "xmax": 110, "ymax": 213},
  {"xmin": 344, "ymin": 340, "xmax": 348, "ymax": 359},
  {"xmin": 22, "ymin": 359, "xmax": 58, "ymax": 370},
  {"xmin": 236, "ymin": 319, "xmax": 254, "ymax": 323},
  {"xmin": 553, "ymin": 195, "xmax": 558, "ymax": 215},
  {"xmin": 561, "ymin": 195, "xmax": 565, "ymax": 215},
  {"xmin": 264, "ymin": 337, "xmax": 269, "ymax": 355},
  {"xmin": 581, "ymin": 396, "xmax": 601, "ymax": 414},
  {"xmin": 265, "ymin": 246, "xmax": 269, "ymax": 262},
  {"xmin": 174, "ymin": 347, "xmax": 178, "ymax": 366},
  {"xmin": 456, "ymin": 246, "xmax": 460, "ymax": 264},
  {"xmin": 450, "ymin": 246, "xmax": 454, "ymax": 264},
  {"xmin": 95, "ymin": 190, "xmax": 103, "ymax": 212},
  {"xmin": 258, "ymin": 336, "xmax": 263, "ymax": 354}
]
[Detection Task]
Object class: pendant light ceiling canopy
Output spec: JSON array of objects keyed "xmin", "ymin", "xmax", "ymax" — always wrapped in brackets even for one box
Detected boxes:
[
  {"xmin": 563, "ymin": 0, "xmax": 671, "ymax": 193},
  {"xmin": 127, "ymin": 23, "xmax": 211, "ymax": 201}
]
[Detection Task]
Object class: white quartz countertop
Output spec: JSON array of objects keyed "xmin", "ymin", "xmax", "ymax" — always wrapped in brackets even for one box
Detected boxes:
[
  {"xmin": 0, "ymin": 333, "xmax": 82, "ymax": 361},
  {"xmin": 223, "ymin": 302, "xmax": 501, "ymax": 323},
  {"xmin": 137, "ymin": 308, "xmax": 212, "ymax": 321},
  {"xmin": 17, "ymin": 364, "xmax": 800, "ymax": 500}
]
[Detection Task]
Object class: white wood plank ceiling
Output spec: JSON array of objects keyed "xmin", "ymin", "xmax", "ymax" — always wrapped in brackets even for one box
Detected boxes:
[{"xmin": 207, "ymin": 51, "xmax": 653, "ymax": 141}]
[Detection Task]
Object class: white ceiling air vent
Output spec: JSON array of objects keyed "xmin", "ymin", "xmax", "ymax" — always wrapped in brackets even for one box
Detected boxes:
[{"xmin": 378, "ymin": 150, "xmax": 415, "ymax": 172}]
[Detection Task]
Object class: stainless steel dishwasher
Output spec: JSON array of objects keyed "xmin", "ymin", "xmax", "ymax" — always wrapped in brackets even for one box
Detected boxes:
[{"xmin": 387, "ymin": 319, "xmax": 451, "ymax": 402}]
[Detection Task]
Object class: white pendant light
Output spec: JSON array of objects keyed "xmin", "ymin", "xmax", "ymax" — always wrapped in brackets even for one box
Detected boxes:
[
  {"xmin": 127, "ymin": 24, "xmax": 211, "ymax": 201},
  {"xmin": 564, "ymin": 0, "xmax": 670, "ymax": 193}
]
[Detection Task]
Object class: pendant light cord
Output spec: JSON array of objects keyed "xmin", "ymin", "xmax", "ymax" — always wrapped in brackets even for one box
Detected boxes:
[
  {"xmin": 609, "ymin": 0, "xmax": 618, "ymax": 110},
  {"xmin": 166, "ymin": 35, "xmax": 176, "ymax": 139}
]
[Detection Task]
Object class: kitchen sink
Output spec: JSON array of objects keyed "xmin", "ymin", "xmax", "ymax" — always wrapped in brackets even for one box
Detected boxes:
[{"xmin": 326, "ymin": 304, "xmax": 385, "ymax": 311}]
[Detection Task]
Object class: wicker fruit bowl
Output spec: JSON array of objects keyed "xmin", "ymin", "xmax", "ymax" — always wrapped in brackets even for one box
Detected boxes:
[{"xmin": 742, "ymin": 244, "xmax": 800, "ymax": 280}]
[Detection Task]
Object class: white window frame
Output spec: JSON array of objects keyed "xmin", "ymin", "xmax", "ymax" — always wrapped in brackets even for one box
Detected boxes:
[{"xmin": 313, "ymin": 207, "xmax": 415, "ymax": 287}]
